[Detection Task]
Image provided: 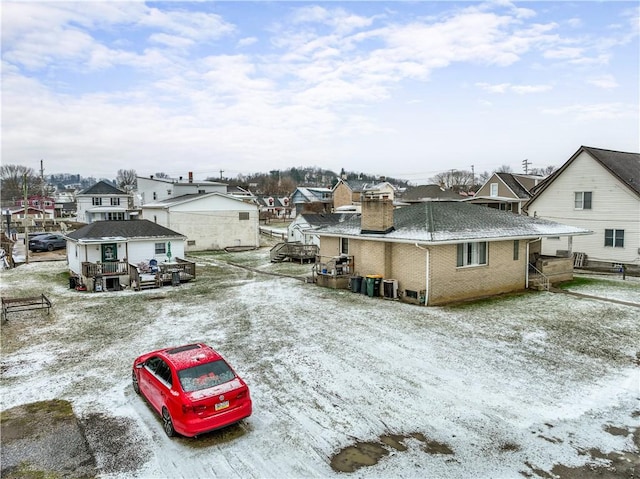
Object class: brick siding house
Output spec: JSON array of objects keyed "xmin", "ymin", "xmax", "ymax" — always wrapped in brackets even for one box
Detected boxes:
[{"xmin": 313, "ymin": 194, "xmax": 589, "ymax": 306}]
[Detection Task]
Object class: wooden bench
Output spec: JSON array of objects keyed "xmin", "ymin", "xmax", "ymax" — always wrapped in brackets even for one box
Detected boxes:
[{"xmin": 1, "ymin": 294, "xmax": 52, "ymax": 321}]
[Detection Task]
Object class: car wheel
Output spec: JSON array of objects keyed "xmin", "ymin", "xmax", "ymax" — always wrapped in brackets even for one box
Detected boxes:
[
  {"xmin": 132, "ymin": 370, "xmax": 140, "ymax": 394},
  {"xmin": 47, "ymin": 244, "xmax": 54, "ymax": 251},
  {"xmin": 162, "ymin": 407, "xmax": 175, "ymax": 437}
]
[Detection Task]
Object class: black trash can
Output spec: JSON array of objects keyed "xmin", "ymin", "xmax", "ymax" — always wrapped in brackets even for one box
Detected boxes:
[
  {"xmin": 69, "ymin": 277, "xmax": 76, "ymax": 289},
  {"xmin": 350, "ymin": 276, "xmax": 363, "ymax": 293}
]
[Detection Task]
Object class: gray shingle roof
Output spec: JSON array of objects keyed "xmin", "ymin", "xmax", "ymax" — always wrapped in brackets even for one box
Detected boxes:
[
  {"xmin": 496, "ymin": 173, "xmax": 531, "ymax": 199},
  {"xmin": 66, "ymin": 220, "xmax": 184, "ymax": 240},
  {"xmin": 400, "ymin": 184, "xmax": 464, "ymax": 201},
  {"xmin": 300, "ymin": 213, "xmax": 358, "ymax": 226},
  {"xmin": 530, "ymin": 146, "xmax": 640, "ymax": 198},
  {"xmin": 315, "ymin": 201, "xmax": 589, "ymax": 243},
  {"xmin": 584, "ymin": 146, "xmax": 640, "ymax": 196},
  {"xmin": 78, "ymin": 180, "xmax": 128, "ymax": 195}
]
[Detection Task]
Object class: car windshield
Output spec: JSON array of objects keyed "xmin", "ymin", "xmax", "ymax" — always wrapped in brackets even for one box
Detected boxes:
[{"xmin": 177, "ymin": 359, "xmax": 236, "ymax": 392}]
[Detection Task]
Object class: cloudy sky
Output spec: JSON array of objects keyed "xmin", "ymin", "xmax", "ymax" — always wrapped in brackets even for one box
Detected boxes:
[{"xmin": 2, "ymin": 1, "xmax": 638, "ymax": 184}]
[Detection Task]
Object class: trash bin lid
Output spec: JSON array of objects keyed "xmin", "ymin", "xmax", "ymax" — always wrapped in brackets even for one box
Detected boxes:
[{"xmin": 365, "ymin": 274, "xmax": 383, "ymax": 278}]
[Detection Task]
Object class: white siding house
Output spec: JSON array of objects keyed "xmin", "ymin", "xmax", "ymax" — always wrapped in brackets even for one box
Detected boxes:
[
  {"xmin": 525, "ymin": 146, "xmax": 640, "ymax": 271},
  {"xmin": 75, "ymin": 181, "xmax": 134, "ymax": 223},
  {"xmin": 141, "ymin": 193, "xmax": 259, "ymax": 251},
  {"xmin": 136, "ymin": 175, "xmax": 227, "ymax": 206}
]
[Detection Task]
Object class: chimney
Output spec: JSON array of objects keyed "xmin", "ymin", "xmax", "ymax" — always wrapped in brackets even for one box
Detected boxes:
[
  {"xmin": 360, "ymin": 192, "xmax": 394, "ymax": 234},
  {"xmin": 188, "ymin": 172, "xmax": 193, "ymax": 183}
]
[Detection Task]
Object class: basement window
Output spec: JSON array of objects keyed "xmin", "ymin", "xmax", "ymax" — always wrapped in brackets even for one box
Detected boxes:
[
  {"xmin": 239, "ymin": 212, "xmax": 250, "ymax": 220},
  {"xmin": 405, "ymin": 290, "xmax": 418, "ymax": 299}
]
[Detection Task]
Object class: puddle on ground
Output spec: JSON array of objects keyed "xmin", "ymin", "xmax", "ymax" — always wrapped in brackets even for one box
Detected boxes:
[{"xmin": 330, "ymin": 431, "xmax": 454, "ymax": 473}]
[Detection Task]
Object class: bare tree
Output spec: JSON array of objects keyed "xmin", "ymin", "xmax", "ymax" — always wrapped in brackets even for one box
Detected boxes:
[
  {"xmin": 0, "ymin": 164, "xmax": 42, "ymax": 202},
  {"xmin": 496, "ymin": 164, "xmax": 513, "ymax": 173},
  {"xmin": 154, "ymin": 172, "xmax": 170, "ymax": 179},
  {"xmin": 529, "ymin": 165, "xmax": 556, "ymax": 176},
  {"xmin": 429, "ymin": 169, "xmax": 475, "ymax": 192},
  {"xmin": 116, "ymin": 169, "xmax": 137, "ymax": 192}
]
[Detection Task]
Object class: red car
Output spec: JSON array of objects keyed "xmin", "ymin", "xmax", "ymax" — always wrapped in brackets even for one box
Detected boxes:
[{"xmin": 132, "ymin": 343, "xmax": 252, "ymax": 437}]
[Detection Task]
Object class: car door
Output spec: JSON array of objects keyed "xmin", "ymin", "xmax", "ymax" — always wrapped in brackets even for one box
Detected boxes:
[{"xmin": 139, "ymin": 357, "xmax": 162, "ymax": 411}]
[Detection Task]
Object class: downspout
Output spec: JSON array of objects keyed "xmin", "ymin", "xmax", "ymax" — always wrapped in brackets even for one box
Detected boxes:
[{"xmin": 415, "ymin": 243, "xmax": 430, "ymax": 306}]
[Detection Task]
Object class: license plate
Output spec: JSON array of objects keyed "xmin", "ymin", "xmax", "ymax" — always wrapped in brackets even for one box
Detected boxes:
[{"xmin": 215, "ymin": 401, "xmax": 229, "ymax": 411}]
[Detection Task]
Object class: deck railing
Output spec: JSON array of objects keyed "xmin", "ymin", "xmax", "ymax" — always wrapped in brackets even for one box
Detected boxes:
[
  {"xmin": 529, "ymin": 264, "xmax": 550, "ymax": 291},
  {"xmin": 270, "ymin": 242, "xmax": 318, "ymax": 262},
  {"xmin": 82, "ymin": 261, "xmax": 129, "ymax": 277}
]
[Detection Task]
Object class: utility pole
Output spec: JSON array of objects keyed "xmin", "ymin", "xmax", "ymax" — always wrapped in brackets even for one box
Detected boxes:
[
  {"xmin": 470, "ymin": 164, "xmax": 475, "ymax": 191},
  {"xmin": 23, "ymin": 173, "xmax": 29, "ymax": 264},
  {"xmin": 219, "ymin": 169, "xmax": 224, "ymax": 180},
  {"xmin": 522, "ymin": 159, "xmax": 531, "ymax": 174}
]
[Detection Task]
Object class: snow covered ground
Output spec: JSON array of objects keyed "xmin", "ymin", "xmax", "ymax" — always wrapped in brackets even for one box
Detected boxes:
[{"xmin": 1, "ymin": 248, "xmax": 638, "ymax": 478}]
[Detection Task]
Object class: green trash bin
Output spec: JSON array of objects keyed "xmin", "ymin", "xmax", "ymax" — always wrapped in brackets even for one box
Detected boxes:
[{"xmin": 365, "ymin": 275, "xmax": 383, "ymax": 297}]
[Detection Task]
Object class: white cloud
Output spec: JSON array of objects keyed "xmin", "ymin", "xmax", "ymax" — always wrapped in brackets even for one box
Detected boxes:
[
  {"xmin": 476, "ymin": 83, "xmax": 551, "ymax": 94},
  {"xmin": 542, "ymin": 103, "xmax": 636, "ymax": 121},
  {"xmin": 587, "ymin": 75, "xmax": 619, "ymax": 89},
  {"xmin": 237, "ymin": 37, "xmax": 258, "ymax": 48}
]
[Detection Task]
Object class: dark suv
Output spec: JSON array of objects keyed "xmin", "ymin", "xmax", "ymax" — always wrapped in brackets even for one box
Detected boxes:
[{"xmin": 28, "ymin": 234, "xmax": 66, "ymax": 252}]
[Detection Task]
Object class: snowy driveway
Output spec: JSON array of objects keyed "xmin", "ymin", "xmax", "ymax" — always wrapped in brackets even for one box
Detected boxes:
[{"xmin": 1, "ymin": 250, "xmax": 639, "ymax": 478}]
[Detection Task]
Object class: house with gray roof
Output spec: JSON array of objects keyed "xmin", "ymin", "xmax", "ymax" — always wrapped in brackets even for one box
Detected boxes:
[
  {"xmin": 312, "ymin": 194, "xmax": 589, "ymax": 306},
  {"xmin": 525, "ymin": 145, "xmax": 640, "ymax": 272},
  {"xmin": 75, "ymin": 180, "xmax": 135, "ymax": 224},
  {"xmin": 332, "ymin": 178, "xmax": 397, "ymax": 210},
  {"xmin": 66, "ymin": 219, "xmax": 194, "ymax": 292},
  {"xmin": 466, "ymin": 173, "xmax": 544, "ymax": 213},
  {"xmin": 288, "ymin": 212, "xmax": 358, "ymax": 245},
  {"xmin": 290, "ymin": 187, "xmax": 333, "ymax": 216}
]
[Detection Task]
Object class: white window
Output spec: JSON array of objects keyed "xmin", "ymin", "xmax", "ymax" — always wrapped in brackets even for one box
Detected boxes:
[
  {"xmin": 457, "ymin": 242, "xmax": 487, "ymax": 267},
  {"xmin": 490, "ymin": 183, "xmax": 498, "ymax": 197},
  {"xmin": 92, "ymin": 197, "xmax": 102, "ymax": 206},
  {"xmin": 110, "ymin": 197, "xmax": 120, "ymax": 206},
  {"xmin": 574, "ymin": 192, "xmax": 592, "ymax": 210},
  {"xmin": 155, "ymin": 243, "xmax": 166, "ymax": 254}
]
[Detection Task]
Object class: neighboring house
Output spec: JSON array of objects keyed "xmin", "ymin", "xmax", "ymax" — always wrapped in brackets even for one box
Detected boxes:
[
  {"xmin": 288, "ymin": 213, "xmax": 358, "ymax": 246},
  {"xmin": 135, "ymin": 174, "xmax": 227, "ymax": 206},
  {"xmin": 256, "ymin": 195, "xmax": 292, "ymax": 219},
  {"xmin": 75, "ymin": 181, "xmax": 134, "ymax": 223},
  {"xmin": 399, "ymin": 184, "xmax": 465, "ymax": 204},
  {"xmin": 290, "ymin": 187, "xmax": 333, "ymax": 216},
  {"xmin": 525, "ymin": 145, "xmax": 640, "ymax": 272},
  {"xmin": 17, "ymin": 195, "xmax": 56, "ymax": 218},
  {"xmin": 141, "ymin": 193, "xmax": 259, "ymax": 252},
  {"xmin": 313, "ymin": 194, "xmax": 589, "ymax": 306},
  {"xmin": 332, "ymin": 179, "xmax": 397, "ymax": 209},
  {"xmin": 468, "ymin": 173, "xmax": 545, "ymax": 213},
  {"xmin": 66, "ymin": 219, "xmax": 194, "ymax": 292}
]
